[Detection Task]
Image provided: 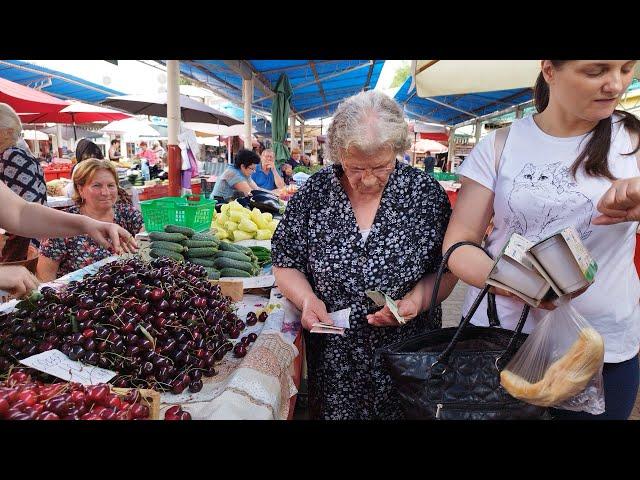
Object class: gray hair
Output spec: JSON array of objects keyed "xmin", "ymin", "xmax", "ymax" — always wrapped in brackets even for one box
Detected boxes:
[
  {"xmin": 0, "ymin": 102, "xmax": 22, "ymax": 144},
  {"xmin": 326, "ymin": 90, "xmax": 410, "ymax": 165}
]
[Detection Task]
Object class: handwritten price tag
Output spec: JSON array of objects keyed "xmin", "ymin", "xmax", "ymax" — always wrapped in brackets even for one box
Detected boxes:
[{"xmin": 19, "ymin": 350, "xmax": 117, "ymax": 385}]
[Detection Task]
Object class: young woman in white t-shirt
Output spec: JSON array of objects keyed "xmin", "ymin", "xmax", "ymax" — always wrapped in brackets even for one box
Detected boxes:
[{"xmin": 444, "ymin": 60, "xmax": 640, "ymax": 419}]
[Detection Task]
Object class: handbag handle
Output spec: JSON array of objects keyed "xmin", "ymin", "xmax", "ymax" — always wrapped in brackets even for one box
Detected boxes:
[{"xmin": 427, "ymin": 241, "xmax": 530, "ymax": 374}]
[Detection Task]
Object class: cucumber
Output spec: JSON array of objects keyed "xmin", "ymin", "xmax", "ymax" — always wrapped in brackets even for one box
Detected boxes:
[
  {"xmin": 214, "ymin": 251, "xmax": 252, "ymax": 263},
  {"xmin": 204, "ymin": 267, "xmax": 221, "ymax": 280},
  {"xmin": 150, "ymin": 248, "xmax": 184, "ymax": 262},
  {"xmin": 220, "ymin": 268, "xmax": 251, "ymax": 278},
  {"xmin": 185, "ymin": 247, "xmax": 218, "ymax": 258},
  {"xmin": 218, "ymin": 241, "xmax": 253, "ymax": 256},
  {"xmin": 192, "ymin": 233, "xmax": 219, "ymax": 242},
  {"xmin": 149, "ymin": 231, "xmax": 187, "ymax": 242},
  {"xmin": 183, "ymin": 240, "xmax": 219, "ymax": 249},
  {"xmin": 150, "ymin": 241, "xmax": 186, "ymax": 253},
  {"xmin": 213, "ymin": 257, "xmax": 255, "ymax": 274},
  {"xmin": 164, "ymin": 224, "xmax": 195, "ymax": 237},
  {"xmin": 186, "ymin": 257, "xmax": 217, "ymax": 267}
]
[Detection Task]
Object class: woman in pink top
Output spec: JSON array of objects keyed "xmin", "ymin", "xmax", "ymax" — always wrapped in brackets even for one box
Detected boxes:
[{"xmin": 138, "ymin": 141, "xmax": 158, "ymax": 167}]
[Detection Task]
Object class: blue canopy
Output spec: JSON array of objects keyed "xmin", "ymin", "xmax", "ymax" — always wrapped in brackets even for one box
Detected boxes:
[
  {"xmin": 394, "ymin": 76, "xmax": 533, "ymax": 126},
  {"xmin": 172, "ymin": 60, "xmax": 384, "ymax": 121},
  {"xmin": 0, "ymin": 60, "xmax": 123, "ymax": 104}
]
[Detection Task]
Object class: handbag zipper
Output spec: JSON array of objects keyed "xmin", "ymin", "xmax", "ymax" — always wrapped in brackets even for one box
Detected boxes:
[{"xmin": 434, "ymin": 401, "xmax": 527, "ymax": 419}]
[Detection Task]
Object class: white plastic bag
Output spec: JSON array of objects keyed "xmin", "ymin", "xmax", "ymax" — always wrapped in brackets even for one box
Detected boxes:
[{"xmin": 500, "ymin": 298, "xmax": 605, "ymax": 414}]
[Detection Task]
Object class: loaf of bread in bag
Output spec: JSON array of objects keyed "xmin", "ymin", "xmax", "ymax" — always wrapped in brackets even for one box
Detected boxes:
[{"xmin": 500, "ymin": 327, "xmax": 604, "ymax": 407}]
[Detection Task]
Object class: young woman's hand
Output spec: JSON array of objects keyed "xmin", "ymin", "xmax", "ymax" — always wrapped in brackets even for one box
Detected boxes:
[
  {"xmin": 367, "ymin": 298, "xmax": 419, "ymax": 327},
  {"xmin": 593, "ymin": 177, "xmax": 640, "ymax": 225},
  {"xmin": 84, "ymin": 219, "xmax": 138, "ymax": 254},
  {"xmin": 0, "ymin": 266, "xmax": 39, "ymax": 298}
]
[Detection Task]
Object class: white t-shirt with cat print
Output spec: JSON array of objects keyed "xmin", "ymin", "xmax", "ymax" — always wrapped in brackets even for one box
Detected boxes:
[{"xmin": 457, "ymin": 114, "xmax": 640, "ymax": 363}]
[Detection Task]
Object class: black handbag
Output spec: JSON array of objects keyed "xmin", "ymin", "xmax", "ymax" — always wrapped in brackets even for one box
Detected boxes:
[{"xmin": 379, "ymin": 241, "xmax": 549, "ymax": 420}]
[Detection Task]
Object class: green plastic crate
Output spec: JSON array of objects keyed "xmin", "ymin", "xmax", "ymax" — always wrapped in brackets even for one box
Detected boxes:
[{"xmin": 140, "ymin": 195, "xmax": 216, "ymax": 233}]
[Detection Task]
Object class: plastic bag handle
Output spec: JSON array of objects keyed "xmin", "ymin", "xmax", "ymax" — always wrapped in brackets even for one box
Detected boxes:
[{"xmin": 428, "ymin": 241, "xmax": 530, "ymax": 372}]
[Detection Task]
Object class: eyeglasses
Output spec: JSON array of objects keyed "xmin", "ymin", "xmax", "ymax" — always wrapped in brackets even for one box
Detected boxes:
[{"xmin": 342, "ymin": 161, "xmax": 395, "ymax": 178}]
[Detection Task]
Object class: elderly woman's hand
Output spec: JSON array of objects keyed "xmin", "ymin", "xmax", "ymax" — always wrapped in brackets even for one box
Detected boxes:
[
  {"xmin": 85, "ymin": 219, "xmax": 138, "ymax": 255},
  {"xmin": 0, "ymin": 266, "xmax": 39, "ymax": 298},
  {"xmin": 301, "ymin": 294, "xmax": 332, "ymax": 331},
  {"xmin": 592, "ymin": 177, "xmax": 640, "ymax": 225},
  {"xmin": 367, "ymin": 298, "xmax": 419, "ymax": 327}
]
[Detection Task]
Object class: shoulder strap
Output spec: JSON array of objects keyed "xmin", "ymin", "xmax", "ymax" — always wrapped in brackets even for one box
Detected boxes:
[{"xmin": 493, "ymin": 126, "xmax": 511, "ymax": 175}]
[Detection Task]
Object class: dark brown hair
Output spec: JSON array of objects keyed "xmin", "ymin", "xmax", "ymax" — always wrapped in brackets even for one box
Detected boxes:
[{"xmin": 534, "ymin": 60, "xmax": 640, "ymax": 180}]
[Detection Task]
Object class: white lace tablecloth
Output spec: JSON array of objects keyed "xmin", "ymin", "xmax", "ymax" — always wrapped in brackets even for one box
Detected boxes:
[{"xmin": 0, "ymin": 256, "xmax": 303, "ymax": 420}]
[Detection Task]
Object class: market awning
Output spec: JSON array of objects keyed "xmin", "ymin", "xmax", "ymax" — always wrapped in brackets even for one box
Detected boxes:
[
  {"xmin": 18, "ymin": 101, "xmax": 131, "ymax": 124},
  {"xmin": 0, "ymin": 60, "xmax": 124, "ymax": 104},
  {"xmin": 0, "ymin": 76, "xmax": 69, "ymax": 114},
  {"xmin": 395, "ymin": 76, "xmax": 533, "ymax": 127},
  {"xmin": 164, "ymin": 60, "xmax": 385, "ymax": 121}
]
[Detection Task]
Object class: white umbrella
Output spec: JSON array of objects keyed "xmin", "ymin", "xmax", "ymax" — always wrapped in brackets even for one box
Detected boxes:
[
  {"xmin": 410, "ymin": 139, "xmax": 448, "ymax": 154},
  {"xmin": 21, "ymin": 130, "xmax": 49, "ymax": 141},
  {"xmin": 100, "ymin": 118, "xmax": 160, "ymax": 137},
  {"xmin": 185, "ymin": 122, "xmax": 255, "ymax": 137},
  {"xmin": 412, "ymin": 60, "xmax": 541, "ymax": 98}
]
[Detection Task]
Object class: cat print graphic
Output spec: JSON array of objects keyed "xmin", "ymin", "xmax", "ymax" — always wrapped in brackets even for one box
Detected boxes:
[{"xmin": 505, "ymin": 162, "xmax": 593, "ymax": 242}]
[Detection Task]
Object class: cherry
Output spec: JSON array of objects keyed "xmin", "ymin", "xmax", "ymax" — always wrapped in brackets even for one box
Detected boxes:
[
  {"xmin": 188, "ymin": 380, "xmax": 203, "ymax": 393},
  {"xmin": 258, "ymin": 312, "xmax": 268, "ymax": 322},
  {"xmin": 38, "ymin": 411, "xmax": 60, "ymax": 420},
  {"xmin": 0, "ymin": 398, "xmax": 10, "ymax": 418},
  {"xmin": 178, "ymin": 410, "xmax": 192, "ymax": 420},
  {"xmin": 130, "ymin": 403, "xmax": 149, "ymax": 419},
  {"xmin": 247, "ymin": 333, "xmax": 258, "ymax": 343},
  {"xmin": 87, "ymin": 385, "xmax": 110, "ymax": 404},
  {"xmin": 228, "ymin": 327, "xmax": 240, "ymax": 339},
  {"xmin": 149, "ymin": 288, "xmax": 164, "ymax": 303},
  {"xmin": 233, "ymin": 344, "xmax": 247, "ymax": 358},
  {"xmin": 164, "ymin": 405, "xmax": 183, "ymax": 420}
]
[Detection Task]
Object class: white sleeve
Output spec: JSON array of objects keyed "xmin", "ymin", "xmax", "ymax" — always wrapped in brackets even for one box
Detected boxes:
[{"xmin": 456, "ymin": 130, "xmax": 497, "ymax": 192}]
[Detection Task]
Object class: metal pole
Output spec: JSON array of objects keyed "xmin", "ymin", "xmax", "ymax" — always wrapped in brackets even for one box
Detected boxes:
[
  {"xmin": 447, "ymin": 127, "xmax": 456, "ymax": 172},
  {"xmin": 289, "ymin": 114, "xmax": 296, "ymax": 149},
  {"xmin": 167, "ymin": 60, "xmax": 182, "ymax": 197},
  {"xmin": 243, "ymin": 78, "xmax": 253, "ymax": 150},
  {"xmin": 33, "ymin": 124, "xmax": 40, "ymax": 156},
  {"xmin": 412, "ymin": 131, "xmax": 417, "ymax": 166},
  {"xmin": 474, "ymin": 119, "xmax": 482, "ymax": 144},
  {"xmin": 300, "ymin": 122, "xmax": 305, "ymax": 153}
]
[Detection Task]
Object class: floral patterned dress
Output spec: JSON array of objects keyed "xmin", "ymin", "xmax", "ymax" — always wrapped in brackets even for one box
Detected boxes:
[
  {"xmin": 271, "ymin": 162, "xmax": 452, "ymax": 419},
  {"xmin": 39, "ymin": 202, "xmax": 143, "ymax": 277}
]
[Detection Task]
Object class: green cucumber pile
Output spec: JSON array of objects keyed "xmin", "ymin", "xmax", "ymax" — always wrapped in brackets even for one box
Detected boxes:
[{"xmin": 148, "ymin": 225, "xmax": 268, "ymax": 279}]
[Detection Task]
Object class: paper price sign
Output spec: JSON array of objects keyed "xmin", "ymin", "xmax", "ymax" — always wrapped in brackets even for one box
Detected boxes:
[{"xmin": 19, "ymin": 350, "xmax": 117, "ymax": 385}]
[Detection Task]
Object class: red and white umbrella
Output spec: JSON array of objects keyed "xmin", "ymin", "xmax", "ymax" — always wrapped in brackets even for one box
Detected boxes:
[
  {"xmin": 410, "ymin": 138, "xmax": 448, "ymax": 154},
  {"xmin": 18, "ymin": 102, "xmax": 131, "ymax": 124}
]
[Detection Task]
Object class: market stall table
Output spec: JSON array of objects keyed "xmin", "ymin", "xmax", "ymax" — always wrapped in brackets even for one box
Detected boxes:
[{"xmin": 0, "ymin": 255, "xmax": 303, "ymax": 420}]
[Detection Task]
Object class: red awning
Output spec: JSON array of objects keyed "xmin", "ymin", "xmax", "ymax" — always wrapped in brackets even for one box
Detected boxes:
[
  {"xmin": 419, "ymin": 132, "xmax": 449, "ymax": 142},
  {"xmin": 0, "ymin": 77, "xmax": 69, "ymax": 114}
]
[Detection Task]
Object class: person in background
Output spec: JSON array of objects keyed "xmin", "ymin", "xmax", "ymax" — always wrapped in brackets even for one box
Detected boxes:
[
  {"xmin": 444, "ymin": 59, "xmax": 640, "ymax": 420},
  {"xmin": 210, "ymin": 149, "xmax": 260, "ymax": 202},
  {"xmin": 287, "ymin": 147, "xmax": 302, "ymax": 169},
  {"xmin": 152, "ymin": 141, "xmax": 166, "ymax": 161},
  {"xmin": 0, "ymin": 102, "xmax": 47, "ymax": 262},
  {"xmin": 300, "ymin": 154, "xmax": 312, "ymax": 167},
  {"xmin": 423, "ymin": 150, "xmax": 436, "ymax": 174},
  {"xmin": 138, "ymin": 141, "xmax": 158, "ymax": 167},
  {"xmin": 281, "ymin": 163, "xmax": 294, "ymax": 185},
  {"xmin": 251, "ymin": 149, "xmax": 285, "ymax": 190},
  {"xmin": 0, "ymin": 179, "xmax": 137, "ymax": 297},
  {"xmin": 109, "ymin": 139, "xmax": 122, "ymax": 161},
  {"xmin": 37, "ymin": 159, "xmax": 143, "ymax": 281}
]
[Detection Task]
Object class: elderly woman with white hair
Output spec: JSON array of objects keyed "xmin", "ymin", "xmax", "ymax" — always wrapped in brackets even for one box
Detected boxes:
[
  {"xmin": 272, "ymin": 90, "xmax": 457, "ymax": 419},
  {"xmin": 0, "ymin": 102, "xmax": 47, "ymax": 263}
]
